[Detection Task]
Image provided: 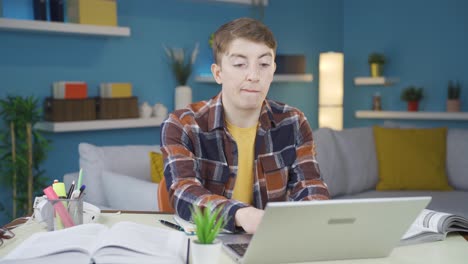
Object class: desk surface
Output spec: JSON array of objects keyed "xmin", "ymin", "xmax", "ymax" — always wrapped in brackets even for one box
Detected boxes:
[{"xmin": 1, "ymin": 212, "xmax": 467, "ymax": 264}]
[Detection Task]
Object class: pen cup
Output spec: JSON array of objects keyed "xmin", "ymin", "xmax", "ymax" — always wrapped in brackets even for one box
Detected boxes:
[{"xmin": 45, "ymin": 197, "xmax": 83, "ymax": 231}]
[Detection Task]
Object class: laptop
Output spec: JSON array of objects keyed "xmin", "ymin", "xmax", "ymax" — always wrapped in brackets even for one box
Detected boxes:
[{"xmin": 220, "ymin": 197, "xmax": 431, "ymax": 264}]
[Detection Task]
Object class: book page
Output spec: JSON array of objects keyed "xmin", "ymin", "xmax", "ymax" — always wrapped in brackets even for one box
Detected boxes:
[
  {"xmin": 3, "ymin": 224, "xmax": 108, "ymax": 260},
  {"xmin": 412, "ymin": 209, "xmax": 451, "ymax": 233},
  {"xmin": 92, "ymin": 221, "xmax": 188, "ymax": 264},
  {"xmin": 174, "ymin": 214, "xmax": 196, "ymax": 235}
]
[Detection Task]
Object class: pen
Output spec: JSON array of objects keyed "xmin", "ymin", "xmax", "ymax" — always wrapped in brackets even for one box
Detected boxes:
[
  {"xmin": 159, "ymin": 220, "xmax": 184, "ymax": 232},
  {"xmin": 78, "ymin": 185, "xmax": 86, "ymax": 199},
  {"xmin": 67, "ymin": 181, "xmax": 75, "ymax": 199}
]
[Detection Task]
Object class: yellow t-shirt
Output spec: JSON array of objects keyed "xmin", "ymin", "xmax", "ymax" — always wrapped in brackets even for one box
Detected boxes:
[{"xmin": 226, "ymin": 120, "xmax": 258, "ymax": 205}]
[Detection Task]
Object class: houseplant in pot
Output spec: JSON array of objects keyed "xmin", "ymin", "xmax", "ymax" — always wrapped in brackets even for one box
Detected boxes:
[
  {"xmin": 447, "ymin": 80, "xmax": 461, "ymax": 112},
  {"xmin": 368, "ymin": 52, "xmax": 386, "ymax": 77},
  {"xmin": 190, "ymin": 203, "xmax": 227, "ymax": 264},
  {"xmin": 0, "ymin": 95, "xmax": 50, "ymax": 220},
  {"xmin": 164, "ymin": 42, "xmax": 199, "ymax": 111},
  {"xmin": 401, "ymin": 86, "xmax": 424, "ymax": 111}
]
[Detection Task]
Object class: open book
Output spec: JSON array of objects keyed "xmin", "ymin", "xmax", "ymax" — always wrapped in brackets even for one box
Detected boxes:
[
  {"xmin": 0, "ymin": 221, "xmax": 188, "ymax": 264},
  {"xmin": 401, "ymin": 209, "xmax": 468, "ymax": 245}
]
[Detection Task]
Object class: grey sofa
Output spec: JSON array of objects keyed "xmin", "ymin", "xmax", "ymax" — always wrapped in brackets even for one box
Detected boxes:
[
  {"xmin": 64, "ymin": 127, "xmax": 468, "ymax": 219},
  {"xmin": 314, "ymin": 126, "xmax": 468, "ymax": 219}
]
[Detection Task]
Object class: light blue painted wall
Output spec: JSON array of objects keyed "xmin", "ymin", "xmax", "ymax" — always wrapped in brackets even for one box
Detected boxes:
[
  {"xmin": 343, "ymin": 0, "xmax": 468, "ymax": 128},
  {"xmin": 2, "ymin": 0, "xmax": 466, "ymax": 225},
  {"xmin": 0, "ymin": 0, "xmax": 342, "ymax": 225}
]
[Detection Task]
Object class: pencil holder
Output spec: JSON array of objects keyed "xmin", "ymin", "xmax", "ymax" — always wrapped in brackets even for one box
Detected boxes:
[{"xmin": 45, "ymin": 197, "xmax": 83, "ymax": 231}]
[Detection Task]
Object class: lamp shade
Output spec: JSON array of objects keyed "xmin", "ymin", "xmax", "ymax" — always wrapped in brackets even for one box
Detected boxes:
[{"xmin": 318, "ymin": 52, "xmax": 344, "ymax": 130}]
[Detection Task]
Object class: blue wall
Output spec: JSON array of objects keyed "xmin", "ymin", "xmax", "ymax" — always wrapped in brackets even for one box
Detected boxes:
[
  {"xmin": 0, "ymin": 0, "xmax": 342, "ymax": 225},
  {"xmin": 1, "ymin": 0, "xmax": 467, "ymax": 225},
  {"xmin": 344, "ymin": 0, "xmax": 468, "ymax": 128}
]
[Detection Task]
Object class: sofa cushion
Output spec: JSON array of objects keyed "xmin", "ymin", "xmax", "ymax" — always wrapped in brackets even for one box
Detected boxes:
[
  {"xmin": 149, "ymin": 151, "xmax": 164, "ymax": 183},
  {"xmin": 447, "ymin": 129, "xmax": 468, "ymax": 190},
  {"xmin": 101, "ymin": 170, "xmax": 159, "ymax": 211},
  {"xmin": 373, "ymin": 127, "xmax": 452, "ymax": 191},
  {"xmin": 314, "ymin": 128, "xmax": 347, "ymax": 197},
  {"xmin": 79, "ymin": 143, "xmax": 160, "ymax": 207},
  {"xmin": 314, "ymin": 127, "xmax": 378, "ymax": 197}
]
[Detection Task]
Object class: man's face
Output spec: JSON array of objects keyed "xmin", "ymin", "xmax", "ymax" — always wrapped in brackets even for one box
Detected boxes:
[{"xmin": 212, "ymin": 38, "xmax": 276, "ymax": 112}]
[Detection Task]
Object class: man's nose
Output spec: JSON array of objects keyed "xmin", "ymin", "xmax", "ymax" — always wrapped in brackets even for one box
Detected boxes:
[{"xmin": 246, "ymin": 65, "xmax": 260, "ymax": 82}]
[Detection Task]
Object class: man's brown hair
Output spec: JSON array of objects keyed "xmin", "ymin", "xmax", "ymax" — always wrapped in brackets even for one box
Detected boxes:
[{"xmin": 212, "ymin": 17, "xmax": 277, "ymax": 65}]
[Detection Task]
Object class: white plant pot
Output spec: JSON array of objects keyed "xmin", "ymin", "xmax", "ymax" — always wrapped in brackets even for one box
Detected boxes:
[
  {"xmin": 191, "ymin": 239, "xmax": 222, "ymax": 264},
  {"xmin": 175, "ymin": 85, "xmax": 192, "ymax": 110}
]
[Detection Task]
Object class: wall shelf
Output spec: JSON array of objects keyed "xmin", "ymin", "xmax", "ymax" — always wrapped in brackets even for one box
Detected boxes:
[
  {"xmin": 209, "ymin": 0, "xmax": 268, "ymax": 5},
  {"xmin": 355, "ymin": 110, "xmax": 468, "ymax": 121},
  {"xmin": 34, "ymin": 117, "xmax": 164, "ymax": 133},
  {"xmin": 354, "ymin": 77, "xmax": 399, "ymax": 86},
  {"xmin": 195, "ymin": 74, "xmax": 313, "ymax": 83},
  {"xmin": 0, "ymin": 18, "xmax": 130, "ymax": 37}
]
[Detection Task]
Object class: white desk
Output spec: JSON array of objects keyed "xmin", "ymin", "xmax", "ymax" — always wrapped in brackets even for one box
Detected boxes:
[{"xmin": 1, "ymin": 212, "xmax": 467, "ymax": 264}]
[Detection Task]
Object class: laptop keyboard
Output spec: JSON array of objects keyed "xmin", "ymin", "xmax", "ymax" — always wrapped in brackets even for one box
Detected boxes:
[{"xmin": 227, "ymin": 243, "xmax": 249, "ymax": 257}]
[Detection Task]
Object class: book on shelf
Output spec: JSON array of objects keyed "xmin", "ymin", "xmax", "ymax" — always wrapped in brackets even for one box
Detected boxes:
[
  {"xmin": 0, "ymin": 221, "xmax": 189, "ymax": 264},
  {"xmin": 401, "ymin": 209, "xmax": 468, "ymax": 245},
  {"xmin": 52, "ymin": 81, "xmax": 88, "ymax": 99},
  {"xmin": 67, "ymin": 0, "xmax": 117, "ymax": 26},
  {"xmin": 100, "ymin": 82, "xmax": 133, "ymax": 98}
]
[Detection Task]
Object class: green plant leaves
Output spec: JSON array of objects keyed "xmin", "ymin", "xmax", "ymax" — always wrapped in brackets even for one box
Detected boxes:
[
  {"xmin": 191, "ymin": 203, "xmax": 227, "ymax": 244},
  {"xmin": 0, "ymin": 95, "xmax": 50, "ymax": 219}
]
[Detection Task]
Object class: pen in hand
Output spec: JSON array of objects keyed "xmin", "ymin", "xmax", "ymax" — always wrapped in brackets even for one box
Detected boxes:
[{"xmin": 159, "ymin": 220, "xmax": 184, "ymax": 232}]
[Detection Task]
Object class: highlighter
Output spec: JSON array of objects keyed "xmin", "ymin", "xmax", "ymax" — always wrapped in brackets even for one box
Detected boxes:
[
  {"xmin": 52, "ymin": 182, "xmax": 67, "ymax": 198},
  {"xmin": 43, "ymin": 186, "xmax": 75, "ymax": 228}
]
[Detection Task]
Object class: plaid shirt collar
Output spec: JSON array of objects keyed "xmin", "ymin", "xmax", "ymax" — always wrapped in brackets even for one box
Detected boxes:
[{"xmin": 207, "ymin": 92, "xmax": 277, "ymax": 131}]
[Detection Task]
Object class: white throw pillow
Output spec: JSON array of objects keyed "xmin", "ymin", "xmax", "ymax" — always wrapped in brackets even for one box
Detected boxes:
[
  {"xmin": 101, "ymin": 170, "xmax": 159, "ymax": 211},
  {"xmin": 79, "ymin": 143, "xmax": 160, "ymax": 207}
]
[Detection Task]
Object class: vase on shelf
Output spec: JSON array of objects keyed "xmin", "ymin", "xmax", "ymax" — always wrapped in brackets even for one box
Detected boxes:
[
  {"xmin": 175, "ymin": 85, "xmax": 192, "ymax": 110},
  {"xmin": 370, "ymin": 63, "xmax": 383, "ymax": 77},
  {"xmin": 407, "ymin": 101, "xmax": 419, "ymax": 112},
  {"xmin": 446, "ymin": 99, "xmax": 460, "ymax": 112}
]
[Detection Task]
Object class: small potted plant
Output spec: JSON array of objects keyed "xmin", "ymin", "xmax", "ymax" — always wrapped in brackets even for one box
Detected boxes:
[
  {"xmin": 447, "ymin": 80, "xmax": 461, "ymax": 112},
  {"xmin": 368, "ymin": 52, "xmax": 386, "ymax": 77},
  {"xmin": 190, "ymin": 203, "xmax": 227, "ymax": 264},
  {"xmin": 163, "ymin": 42, "xmax": 199, "ymax": 110},
  {"xmin": 401, "ymin": 86, "xmax": 424, "ymax": 111}
]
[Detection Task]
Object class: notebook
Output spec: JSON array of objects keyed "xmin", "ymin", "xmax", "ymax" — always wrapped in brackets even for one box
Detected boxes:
[{"xmin": 220, "ymin": 197, "xmax": 431, "ymax": 264}]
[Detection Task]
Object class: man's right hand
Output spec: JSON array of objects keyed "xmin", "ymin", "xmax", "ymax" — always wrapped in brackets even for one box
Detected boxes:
[{"xmin": 234, "ymin": 207, "xmax": 264, "ymax": 234}]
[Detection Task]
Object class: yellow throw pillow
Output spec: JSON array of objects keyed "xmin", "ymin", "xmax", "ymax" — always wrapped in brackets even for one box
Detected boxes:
[
  {"xmin": 373, "ymin": 126, "xmax": 452, "ymax": 191},
  {"xmin": 149, "ymin": 151, "xmax": 164, "ymax": 183}
]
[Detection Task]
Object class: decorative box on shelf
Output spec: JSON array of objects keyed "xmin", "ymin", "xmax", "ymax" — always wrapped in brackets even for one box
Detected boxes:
[
  {"xmin": 44, "ymin": 97, "xmax": 96, "ymax": 122},
  {"xmin": 96, "ymin": 96, "xmax": 139, "ymax": 119}
]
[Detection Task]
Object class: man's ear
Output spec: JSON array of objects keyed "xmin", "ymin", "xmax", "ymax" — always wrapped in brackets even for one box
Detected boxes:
[
  {"xmin": 273, "ymin": 62, "xmax": 277, "ymax": 74},
  {"xmin": 211, "ymin": 63, "xmax": 222, "ymax": 84}
]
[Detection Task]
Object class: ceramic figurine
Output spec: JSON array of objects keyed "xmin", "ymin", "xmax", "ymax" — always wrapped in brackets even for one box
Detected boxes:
[
  {"xmin": 139, "ymin": 102, "xmax": 152, "ymax": 118},
  {"xmin": 153, "ymin": 103, "xmax": 168, "ymax": 118}
]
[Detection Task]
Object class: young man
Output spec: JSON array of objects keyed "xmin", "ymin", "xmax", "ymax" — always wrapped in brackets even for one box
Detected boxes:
[{"xmin": 161, "ymin": 17, "xmax": 329, "ymax": 234}]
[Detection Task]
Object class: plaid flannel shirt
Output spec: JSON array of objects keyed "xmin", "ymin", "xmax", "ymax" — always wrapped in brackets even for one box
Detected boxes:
[{"xmin": 161, "ymin": 93, "xmax": 329, "ymax": 232}]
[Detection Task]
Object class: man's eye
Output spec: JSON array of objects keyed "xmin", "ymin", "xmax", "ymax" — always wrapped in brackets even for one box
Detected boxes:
[
  {"xmin": 233, "ymin": 64, "xmax": 246, "ymax": 67},
  {"xmin": 260, "ymin": 63, "xmax": 270, "ymax": 67}
]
